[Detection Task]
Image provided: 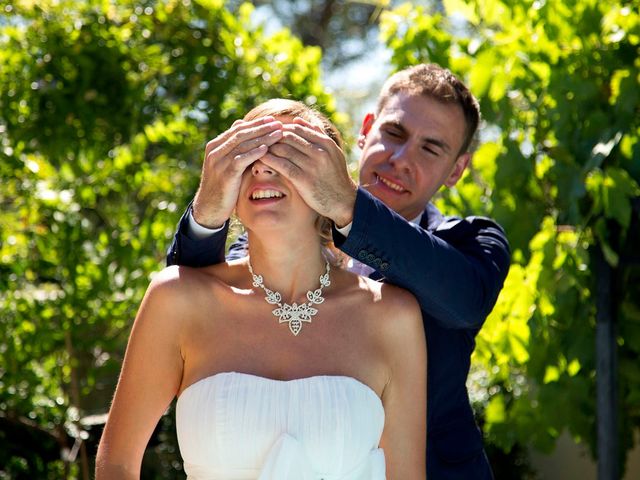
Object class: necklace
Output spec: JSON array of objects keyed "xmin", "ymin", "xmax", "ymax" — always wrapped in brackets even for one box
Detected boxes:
[{"xmin": 248, "ymin": 259, "xmax": 331, "ymax": 336}]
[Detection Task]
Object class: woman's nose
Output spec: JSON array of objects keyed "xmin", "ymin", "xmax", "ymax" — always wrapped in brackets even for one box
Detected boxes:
[{"xmin": 251, "ymin": 160, "xmax": 275, "ymax": 176}]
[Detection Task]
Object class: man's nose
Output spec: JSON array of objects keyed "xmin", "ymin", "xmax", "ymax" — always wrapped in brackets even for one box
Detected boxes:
[
  {"xmin": 388, "ymin": 143, "xmax": 413, "ymax": 172},
  {"xmin": 251, "ymin": 160, "xmax": 275, "ymax": 176}
]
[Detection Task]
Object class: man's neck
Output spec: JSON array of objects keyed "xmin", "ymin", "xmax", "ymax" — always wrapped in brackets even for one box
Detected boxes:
[{"xmin": 409, "ymin": 211, "xmax": 424, "ymax": 226}]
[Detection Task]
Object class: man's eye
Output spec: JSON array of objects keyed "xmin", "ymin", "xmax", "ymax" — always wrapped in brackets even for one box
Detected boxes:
[
  {"xmin": 385, "ymin": 129, "xmax": 401, "ymax": 137},
  {"xmin": 423, "ymin": 146, "xmax": 438, "ymax": 156}
]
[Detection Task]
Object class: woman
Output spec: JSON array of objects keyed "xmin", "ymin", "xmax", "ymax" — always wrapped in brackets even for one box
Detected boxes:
[{"xmin": 96, "ymin": 99, "xmax": 427, "ymax": 479}]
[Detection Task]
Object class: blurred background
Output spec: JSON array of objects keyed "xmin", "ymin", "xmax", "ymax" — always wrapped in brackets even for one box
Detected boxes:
[{"xmin": 1, "ymin": 0, "xmax": 639, "ymax": 478}]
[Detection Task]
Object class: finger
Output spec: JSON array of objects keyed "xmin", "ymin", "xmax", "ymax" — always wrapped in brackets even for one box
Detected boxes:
[
  {"xmin": 292, "ymin": 116, "xmax": 324, "ymax": 133},
  {"xmin": 207, "ymin": 118, "xmax": 278, "ymax": 155},
  {"xmin": 271, "ymin": 130, "xmax": 328, "ymax": 162},
  {"xmin": 231, "ymin": 116, "xmax": 276, "ymax": 128},
  {"xmin": 205, "ymin": 117, "xmax": 280, "ymax": 157},
  {"xmin": 259, "ymin": 152, "xmax": 304, "ymax": 182},
  {"xmin": 209, "ymin": 120, "xmax": 283, "ymax": 159},
  {"xmin": 283, "ymin": 123, "xmax": 338, "ymax": 150},
  {"xmin": 267, "ymin": 138, "xmax": 310, "ymax": 165},
  {"xmin": 278, "ymin": 129, "xmax": 314, "ymax": 151},
  {"xmin": 230, "ymin": 144, "xmax": 270, "ymax": 173},
  {"xmin": 233, "ymin": 128, "xmax": 283, "ymax": 156},
  {"xmin": 291, "ymin": 118, "xmax": 334, "ymax": 143}
]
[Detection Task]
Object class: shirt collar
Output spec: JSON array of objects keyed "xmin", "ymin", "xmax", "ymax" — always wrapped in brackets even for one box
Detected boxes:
[{"xmin": 410, "ymin": 212, "xmax": 423, "ymax": 226}]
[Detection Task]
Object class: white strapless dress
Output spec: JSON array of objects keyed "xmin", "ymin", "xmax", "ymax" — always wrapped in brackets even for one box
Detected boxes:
[{"xmin": 176, "ymin": 372, "xmax": 386, "ymax": 480}]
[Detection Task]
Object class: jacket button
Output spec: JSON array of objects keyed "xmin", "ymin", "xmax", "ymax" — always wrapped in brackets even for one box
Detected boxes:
[
  {"xmin": 358, "ymin": 250, "xmax": 368, "ymax": 260},
  {"xmin": 366, "ymin": 253, "xmax": 376, "ymax": 263},
  {"xmin": 380, "ymin": 262, "xmax": 389, "ymax": 271}
]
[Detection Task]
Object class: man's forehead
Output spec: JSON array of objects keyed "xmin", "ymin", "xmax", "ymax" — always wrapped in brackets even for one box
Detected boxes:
[
  {"xmin": 375, "ymin": 93, "xmax": 467, "ymax": 152},
  {"xmin": 377, "ymin": 100, "xmax": 408, "ymax": 120},
  {"xmin": 380, "ymin": 92, "xmax": 460, "ymax": 115},
  {"xmin": 378, "ymin": 96, "xmax": 450, "ymax": 128}
]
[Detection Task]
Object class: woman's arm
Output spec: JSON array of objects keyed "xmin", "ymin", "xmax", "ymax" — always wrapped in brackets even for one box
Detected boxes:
[
  {"xmin": 96, "ymin": 267, "xmax": 187, "ymax": 479},
  {"xmin": 379, "ymin": 286, "xmax": 427, "ymax": 479}
]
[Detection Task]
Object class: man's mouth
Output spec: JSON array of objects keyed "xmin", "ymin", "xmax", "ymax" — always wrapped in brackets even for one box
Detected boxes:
[{"xmin": 376, "ymin": 174, "xmax": 406, "ymax": 193}]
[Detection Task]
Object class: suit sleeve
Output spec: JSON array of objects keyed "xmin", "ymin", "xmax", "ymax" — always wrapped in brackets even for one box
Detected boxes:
[
  {"xmin": 333, "ymin": 188, "xmax": 511, "ymax": 330},
  {"xmin": 165, "ymin": 203, "xmax": 228, "ymax": 267}
]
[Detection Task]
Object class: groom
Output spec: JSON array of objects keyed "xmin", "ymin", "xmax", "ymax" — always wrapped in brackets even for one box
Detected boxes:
[{"xmin": 167, "ymin": 63, "xmax": 510, "ymax": 478}]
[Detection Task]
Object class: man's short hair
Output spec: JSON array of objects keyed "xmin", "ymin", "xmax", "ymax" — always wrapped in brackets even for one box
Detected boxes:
[{"xmin": 377, "ymin": 64, "xmax": 481, "ymax": 155}]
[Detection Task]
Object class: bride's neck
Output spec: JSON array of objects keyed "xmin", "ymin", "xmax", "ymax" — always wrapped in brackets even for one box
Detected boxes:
[{"xmin": 246, "ymin": 233, "xmax": 328, "ymax": 302}]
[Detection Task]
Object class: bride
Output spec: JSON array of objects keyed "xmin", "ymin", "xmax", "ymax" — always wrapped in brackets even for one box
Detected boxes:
[{"xmin": 96, "ymin": 99, "xmax": 427, "ymax": 479}]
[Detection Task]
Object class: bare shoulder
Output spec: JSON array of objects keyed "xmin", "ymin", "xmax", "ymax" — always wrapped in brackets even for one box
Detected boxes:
[
  {"xmin": 379, "ymin": 281, "xmax": 421, "ymax": 312},
  {"xmin": 377, "ymin": 282, "xmax": 423, "ymax": 338},
  {"xmin": 142, "ymin": 263, "xmax": 233, "ymax": 317},
  {"xmin": 337, "ymin": 270, "xmax": 422, "ymax": 332},
  {"xmin": 128, "ymin": 265, "xmax": 237, "ymax": 356},
  {"xmin": 149, "ymin": 263, "xmax": 232, "ymax": 291},
  {"xmin": 357, "ymin": 276, "xmax": 423, "ymax": 352},
  {"xmin": 348, "ymin": 273, "xmax": 420, "ymax": 315},
  {"xmin": 147, "ymin": 265, "xmax": 202, "ymax": 301}
]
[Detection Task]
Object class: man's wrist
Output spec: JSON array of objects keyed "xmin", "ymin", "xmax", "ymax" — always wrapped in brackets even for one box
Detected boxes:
[
  {"xmin": 335, "ymin": 221, "xmax": 353, "ymax": 237},
  {"xmin": 332, "ymin": 183, "xmax": 357, "ymax": 228},
  {"xmin": 191, "ymin": 202, "xmax": 228, "ymax": 229},
  {"xmin": 187, "ymin": 208, "xmax": 226, "ymax": 240}
]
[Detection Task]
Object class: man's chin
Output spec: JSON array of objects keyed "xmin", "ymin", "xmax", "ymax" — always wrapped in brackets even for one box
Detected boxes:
[{"xmin": 367, "ymin": 187, "xmax": 404, "ymax": 212}]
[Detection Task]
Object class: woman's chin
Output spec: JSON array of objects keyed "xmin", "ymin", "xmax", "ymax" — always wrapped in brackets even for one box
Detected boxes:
[{"xmin": 244, "ymin": 216, "xmax": 317, "ymax": 238}]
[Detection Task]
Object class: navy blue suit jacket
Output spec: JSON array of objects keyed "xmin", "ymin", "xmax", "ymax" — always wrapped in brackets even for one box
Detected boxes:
[{"xmin": 167, "ymin": 187, "xmax": 511, "ymax": 479}]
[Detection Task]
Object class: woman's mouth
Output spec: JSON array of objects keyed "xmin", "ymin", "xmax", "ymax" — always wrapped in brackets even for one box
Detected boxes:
[
  {"xmin": 249, "ymin": 188, "xmax": 286, "ymax": 204},
  {"xmin": 251, "ymin": 189, "xmax": 284, "ymax": 200}
]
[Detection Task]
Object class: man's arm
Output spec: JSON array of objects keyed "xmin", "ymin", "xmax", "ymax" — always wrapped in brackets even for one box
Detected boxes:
[
  {"xmin": 334, "ymin": 188, "xmax": 511, "ymax": 330},
  {"xmin": 166, "ymin": 204, "xmax": 229, "ymax": 267}
]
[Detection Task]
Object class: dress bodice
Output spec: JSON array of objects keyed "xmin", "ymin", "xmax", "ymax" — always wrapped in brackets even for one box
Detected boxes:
[{"xmin": 176, "ymin": 372, "xmax": 386, "ymax": 480}]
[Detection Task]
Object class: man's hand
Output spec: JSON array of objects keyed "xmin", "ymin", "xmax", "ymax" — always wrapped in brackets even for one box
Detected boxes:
[
  {"xmin": 192, "ymin": 117, "xmax": 283, "ymax": 228},
  {"xmin": 260, "ymin": 117, "xmax": 357, "ymax": 227}
]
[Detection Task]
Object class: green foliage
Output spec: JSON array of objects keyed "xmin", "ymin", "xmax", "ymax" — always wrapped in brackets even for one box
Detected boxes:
[
  {"xmin": 381, "ymin": 0, "xmax": 640, "ymax": 471},
  {"xmin": 248, "ymin": 0, "xmax": 385, "ymax": 68},
  {"xmin": 0, "ymin": 0, "xmax": 338, "ymax": 477}
]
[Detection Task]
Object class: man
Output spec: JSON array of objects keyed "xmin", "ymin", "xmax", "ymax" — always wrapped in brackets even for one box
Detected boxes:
[{"xmin": 167, "ymin": 64, "xmax": 510, "ymax": 478}]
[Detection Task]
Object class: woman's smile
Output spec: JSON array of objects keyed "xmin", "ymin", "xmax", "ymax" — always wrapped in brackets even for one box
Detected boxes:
[{"xmin": 247, "ymin": 183, "xmax": 287, "ymax": 207}]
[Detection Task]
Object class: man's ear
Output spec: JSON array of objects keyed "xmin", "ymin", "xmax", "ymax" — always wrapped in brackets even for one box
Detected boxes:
[
  {"xmin": 358, "ymin": 113, "xmax": 376, "ymax": 148},
  {"xmin": 444, "ymin": 152, "xmax": 471, "ymax": 187}
]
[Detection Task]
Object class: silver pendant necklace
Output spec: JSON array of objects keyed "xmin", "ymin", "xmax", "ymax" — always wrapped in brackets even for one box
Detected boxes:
[{"xmin": 248, "ymin": 259, "xmax": 331, "ymax": 336}]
